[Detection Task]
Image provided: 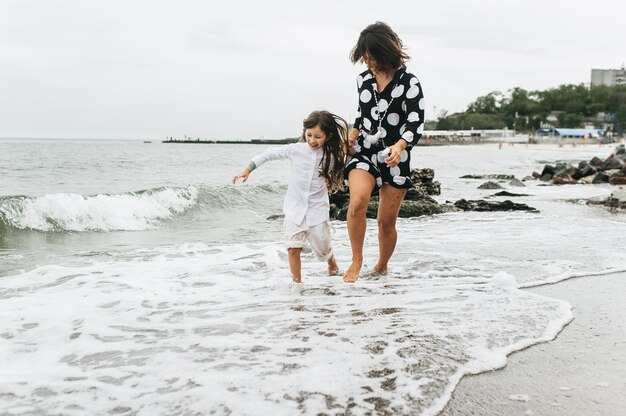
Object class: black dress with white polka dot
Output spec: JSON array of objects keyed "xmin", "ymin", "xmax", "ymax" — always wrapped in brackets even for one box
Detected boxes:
[{"xmin": 344, "ymin": 66, "xmax": 425, "ymax": 194}]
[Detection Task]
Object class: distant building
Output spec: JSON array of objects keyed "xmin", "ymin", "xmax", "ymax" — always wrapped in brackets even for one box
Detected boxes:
[
  {"xmin": 535, "ymin": 128, "xmax": 605, "ymax": 138},
  {"xmin": 422, "ymin": 129, "xmax": 528, "ymax": 143},
  {"xmin": 591, "ymin": 67, "xmax": 626, "ymax": 87}
]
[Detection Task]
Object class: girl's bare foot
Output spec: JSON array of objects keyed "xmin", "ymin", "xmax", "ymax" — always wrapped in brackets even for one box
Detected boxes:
[
  {"xmin": 343, "ymin": 261, "xmax": 362, "ymax": 283},
  {"xmin": 327, "ymin": 257, "xmax": 339, "ymax": 276}
]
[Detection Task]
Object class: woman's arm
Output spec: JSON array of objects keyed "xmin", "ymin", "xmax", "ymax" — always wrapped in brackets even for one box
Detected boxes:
[
  {"xmin": 399, "ymin": 76, "xmax": 425, "ymax": 150},
  {"xmin": 386, "ymin": 75, "xmax": 424, "ymax": 167}
]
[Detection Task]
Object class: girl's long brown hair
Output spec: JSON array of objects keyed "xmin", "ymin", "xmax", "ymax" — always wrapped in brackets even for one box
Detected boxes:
[{"xmin": 300, "ymin": 111, "xmax": 347, "ymax": 194}]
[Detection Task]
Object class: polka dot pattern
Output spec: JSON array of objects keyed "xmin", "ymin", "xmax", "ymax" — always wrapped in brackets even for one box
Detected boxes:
[
  {"xmin": 402, "ymin": 131, "xmax": 415, "ymax": 143},
  {"xmin": 356, "ymin": 162, "xmax": 370, "ymax": 171},
  {"xmin": 377, "ymin": 99, "xmax": 389, "ymax": 113},
  {"xmin": 406, "ymin": 85, "xmax": 420, "ymax": 99},
  {"xmin": 408, "ymin": 112, "xmax": 420, "ymax": 122},
  {"xmin": 391, "ymin": 85, "xmax": 405, "ymax": 98},
  {"xmin": 360, "ymin": 89, "xmax": 372, "ymax": 103}
]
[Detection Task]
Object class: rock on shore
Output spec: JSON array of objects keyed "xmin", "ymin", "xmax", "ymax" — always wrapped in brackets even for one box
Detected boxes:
[
  {"xmin": 530, "ymin": 144, "xmax": 626, "ymax": 185},
  {"xmin": 587, "ymin": 188, "xmax": 626, "ymax": 210},
  {"xmin": 329, "ymin": 168, "xmax": 538, "ymax": 220}
]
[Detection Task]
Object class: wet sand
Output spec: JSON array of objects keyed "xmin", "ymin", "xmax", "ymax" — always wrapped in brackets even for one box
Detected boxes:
[{"xmin": 440, "ymin": 272, "xmax": 626, "ymax": 416}]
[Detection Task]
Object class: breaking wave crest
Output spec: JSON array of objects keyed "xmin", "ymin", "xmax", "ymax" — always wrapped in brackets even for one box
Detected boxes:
[{"xmin": 0, "ymin": 184, "xmax": 283, "ymax": 233}]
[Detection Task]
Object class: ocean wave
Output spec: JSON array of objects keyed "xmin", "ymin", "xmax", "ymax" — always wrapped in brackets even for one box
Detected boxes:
[{"xmin": 0, "ymin": 184, "xmax": 283, "ymax": 233}]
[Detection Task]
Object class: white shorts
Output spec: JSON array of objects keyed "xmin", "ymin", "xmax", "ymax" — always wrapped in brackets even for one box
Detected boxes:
[{"xmin": 284, "ymin": 218, "xmax": 334, "ymax": 260}]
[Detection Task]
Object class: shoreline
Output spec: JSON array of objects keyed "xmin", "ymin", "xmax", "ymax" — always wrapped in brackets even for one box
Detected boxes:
[
  {"xmin": 160, "ymin": 137, "xmax": 621, "ymax": 146},
  {"xmin": 440, "ymin": 271, "xmax": 626, "ymax": 416}
]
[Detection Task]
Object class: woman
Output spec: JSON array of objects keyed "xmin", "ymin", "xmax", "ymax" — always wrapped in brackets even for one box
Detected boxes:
[{"xmin": 343, "ymin": 22, "xmax": 425, "ymax": 283}]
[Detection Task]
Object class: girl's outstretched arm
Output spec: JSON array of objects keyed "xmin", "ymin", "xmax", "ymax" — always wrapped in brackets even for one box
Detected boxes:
[
  {"xmin": 232, "ymin": 144, "xmax": 294, "ymax": 184},
  {"xmin": 232, "ymin": 162, "xmax": 256, "ymax": 184}
]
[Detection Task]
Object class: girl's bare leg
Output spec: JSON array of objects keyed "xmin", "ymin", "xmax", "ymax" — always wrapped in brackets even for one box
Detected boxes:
[
  {"xmin": 327, "ymin": 255, "xmax": 339, "ymax": 276},
  {"xmin": 373, "ymin": 185, "xmax": 406, "ymax": 275},
  {"xmin": 343, "ymin": 170, "xmax": 375, "ymax": 283},
  {"xmin": 288, "ymin": 248, "xmax": 303, "ymax": 283}
]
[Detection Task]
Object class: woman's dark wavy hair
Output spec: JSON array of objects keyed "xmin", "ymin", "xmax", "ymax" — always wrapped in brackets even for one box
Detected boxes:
[
  {"xmin": 300, "ymin": 110, "xmax": 347, "ymax": 194},
  {"xmin": 350, "ymin": 21, "xmax": 410, "ymax": 73}
]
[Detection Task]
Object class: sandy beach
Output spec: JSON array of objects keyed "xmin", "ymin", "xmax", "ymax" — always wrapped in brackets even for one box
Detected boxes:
[{"xmin": 441, "ymin": 272, "xmax": 626, "ymax": 416}]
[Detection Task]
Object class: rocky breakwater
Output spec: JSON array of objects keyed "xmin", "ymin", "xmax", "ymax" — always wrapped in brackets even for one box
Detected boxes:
[
  {"xmin": 532, "ymin": 144, "xmax": 626, "ymax": 186},
  {"xmin": 329, "ymin": 168, "xmax": 538, "ymax": 220}
]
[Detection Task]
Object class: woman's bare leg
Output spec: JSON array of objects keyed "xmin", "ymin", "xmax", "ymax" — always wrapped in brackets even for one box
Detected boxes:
[
  {"xmin": 343, "ymin": 170, "xmax": 375, "ymax": 283},
  {"xmin": 288, "ymin": 248, "xmax": 303, "ymax": 283},
  {"xmin": 373, "ymin": 185, "xmax": 406, "ymax": 275}
]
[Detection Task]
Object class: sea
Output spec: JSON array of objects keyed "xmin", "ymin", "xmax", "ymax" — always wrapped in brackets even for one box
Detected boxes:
[{"xmin": 1, "ymin": 138, "xmax": 625, "ymax": 415}]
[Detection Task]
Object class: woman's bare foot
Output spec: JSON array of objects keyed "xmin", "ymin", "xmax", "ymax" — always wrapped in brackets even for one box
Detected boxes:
[
  {"xmin": 343, "ymin": 261, "xmax": 362, "ymax": 283},
  {"xmin": 327, "ymin": 256, "xmax": 339, "ymax": 276},
  {"xmin": 371, "ymin": 263, "xmax": 388, "ymax": 276}
]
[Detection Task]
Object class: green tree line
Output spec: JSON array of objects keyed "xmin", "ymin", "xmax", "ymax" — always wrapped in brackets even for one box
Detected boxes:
[{"xmin": 436, "ymin": 84, "xmax": 626, "ymax": 133}]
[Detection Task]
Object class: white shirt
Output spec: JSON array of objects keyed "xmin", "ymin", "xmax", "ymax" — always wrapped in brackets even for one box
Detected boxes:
[{"xmin": 251, "ymin": 142, "xmax": 329, "ymax": 227}]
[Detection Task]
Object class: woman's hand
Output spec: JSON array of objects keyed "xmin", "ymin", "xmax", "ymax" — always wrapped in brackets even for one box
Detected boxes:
[{"xmin": 384, "ymin": 140, "xmax": 407, "ymax": 167}]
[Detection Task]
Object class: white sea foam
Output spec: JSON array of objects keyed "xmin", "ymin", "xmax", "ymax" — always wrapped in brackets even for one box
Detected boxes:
[
  {"xmin": 491, "ymin": 271, "xmax": 517, "ymax": 289},
  {"xmin": 0, "ymin": 239, "xmax": 572, "ymax": 416}
]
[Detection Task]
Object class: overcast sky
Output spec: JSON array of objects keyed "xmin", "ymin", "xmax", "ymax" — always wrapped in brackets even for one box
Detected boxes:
[{"xmin": 1, "ymin": 0, "xmax": 624, "ymax": 140}]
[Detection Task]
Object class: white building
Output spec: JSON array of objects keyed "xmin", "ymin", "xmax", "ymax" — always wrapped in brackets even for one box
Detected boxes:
[{"xmin": 591, "ymin": 67, "xmax": 626, "ymax": 87}]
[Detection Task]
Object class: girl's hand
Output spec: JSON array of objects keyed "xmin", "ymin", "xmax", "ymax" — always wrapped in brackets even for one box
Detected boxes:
[
  {"xmin": 232, "ymin": 170, "xmax": 250, "ymax": 184},
  {"xmin": 384, "ymin": 140, "xmax": 407, "ymax": 167}
]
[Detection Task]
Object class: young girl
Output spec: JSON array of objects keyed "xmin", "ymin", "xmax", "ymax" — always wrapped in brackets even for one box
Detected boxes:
[{"xmin": 232, "ymin": 110, "xmax": 347, "ymax": 283}]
